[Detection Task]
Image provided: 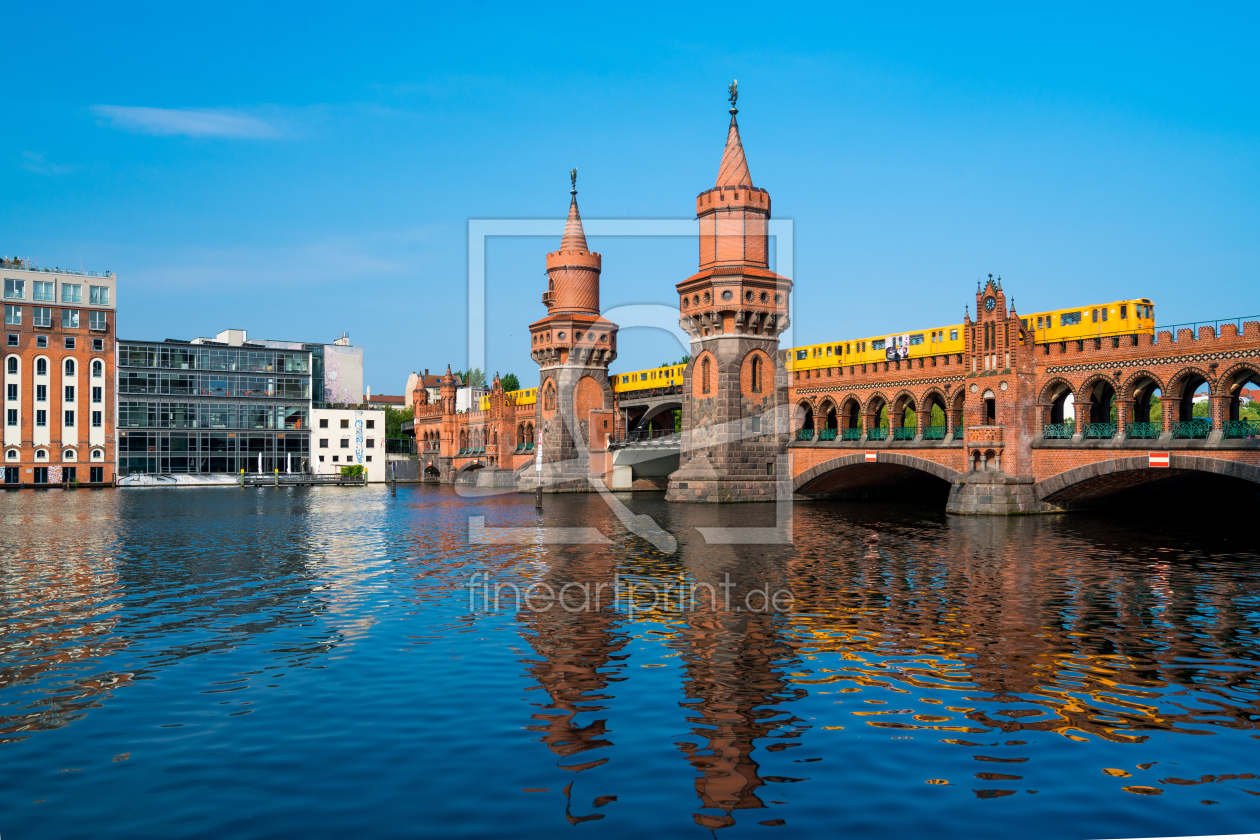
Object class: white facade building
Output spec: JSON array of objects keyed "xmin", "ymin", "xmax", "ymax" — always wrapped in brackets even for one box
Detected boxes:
[{"xmin": 311, "ymin": 407, "xmax": 386, "ymax": 482}]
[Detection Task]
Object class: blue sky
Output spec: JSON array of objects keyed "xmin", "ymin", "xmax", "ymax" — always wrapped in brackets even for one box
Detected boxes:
[{"xmin": 3, "ymin": 3, "xmax": 1258, "ymax": 393}]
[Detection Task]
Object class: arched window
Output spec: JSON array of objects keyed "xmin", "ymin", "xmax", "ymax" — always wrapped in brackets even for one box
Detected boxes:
[
  {"xmin": 36, "ymin": 358, "xmax": 46, "ymax": 376},
  {"xmin": 702, "ymin": 357, "xmax": 711, "ymax": 395},
  {"xmin": 65, "ymin": 359, "xmax": 75, "ymax": 376},
  {"xmin": 92, "ymin": 360, "xmax": 103, "ymax": 377},
  {"xmin": 544, "ymin": 384, "xmax": 556, "ymax": 411},
  {"xmin": 6, "ymin": 357, "xmax": 15, "ymax": 375},
  {"xmin": 750, "ymin": 355, "xmax": 762, "ymax": 393}
]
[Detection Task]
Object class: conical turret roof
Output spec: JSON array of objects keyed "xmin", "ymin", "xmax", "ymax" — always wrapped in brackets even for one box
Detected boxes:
[
  {"xmin": 560, "ymin": 194, "xmax": 588, "ymax": 251},
  {"xmin": 716, "ymin": 114, "xmax": 753, "ymax": 188}
]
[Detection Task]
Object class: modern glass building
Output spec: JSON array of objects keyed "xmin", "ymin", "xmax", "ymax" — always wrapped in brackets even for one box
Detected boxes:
[{"xmin": 116, "ymin": 338, "xmax": 312, "ymax": 476}]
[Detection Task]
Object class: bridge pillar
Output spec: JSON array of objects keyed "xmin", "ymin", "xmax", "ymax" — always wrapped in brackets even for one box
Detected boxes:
[{"xmin": 666, "ymin": 93, "xmax": 792, "ymax": 503}]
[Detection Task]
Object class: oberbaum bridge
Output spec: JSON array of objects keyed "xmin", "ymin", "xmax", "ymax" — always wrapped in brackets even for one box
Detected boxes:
[{"xmin": 409, "ymin": 86, "xmax": 1260, "ymax": 515}]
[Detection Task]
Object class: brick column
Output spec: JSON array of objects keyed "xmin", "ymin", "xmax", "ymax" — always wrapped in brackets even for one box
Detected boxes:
[
  {"xmin": 1159, "ymin": 395, "xmax": 1176, "ymax": 434},
  {"xmin": 1211, "ymin": 394, "xmax": 1230, "ymax": 432},
  {"xmin": 1116, "ymin": 399, "xmax": 1133, "ymax": 437},
  {"xmin": 915, "ymin": 406, "xmax": 929, "ymax": 437}
]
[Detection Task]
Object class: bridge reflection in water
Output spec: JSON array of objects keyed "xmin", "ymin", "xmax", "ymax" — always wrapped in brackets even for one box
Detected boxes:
[{"xmin": 0, "ymin": 487, "xmax": 1257, "ymax": 838}]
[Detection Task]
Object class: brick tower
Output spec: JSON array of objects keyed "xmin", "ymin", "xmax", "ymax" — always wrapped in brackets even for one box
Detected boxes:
[
  {"xmin": 666, "ymin": 83, "xmax": 793, "ymax": 502},
  {"xmin": 524, "ymin": 172, "xmax": 619, "ymax": 492}
]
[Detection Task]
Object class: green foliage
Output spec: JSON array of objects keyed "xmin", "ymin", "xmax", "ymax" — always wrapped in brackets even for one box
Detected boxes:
[
  {"xmin": 454, "ymin": 368, "xmax": 487, "ymax": 388},
  {"xmin": 1241, "ymin": 401, "xmax": 1260, "ymax": 422},
  {"xmin": 385, "ymin": 404, "xmax": 413, "ymax": 439},
  {"xmin": 501, "ymin": 372, "xmax": 521, "ymax": 392},
  {"xmin": 929, "ymin": 404, "xmax": 946, "ymax": 426},
  {"xmin": 877, "ymin": 405, "xmax": 889, "ymax": 429},
  {"xmin": 340, "ymin": 464, "xmax": 365, "ymax": 479},
  {"xmin": 903, "ymin": 405, "xmax": 915, "ymax": 427},
  {"xmin": 1192, "ymin": 400, "xmax": 1210, "ymax": 418},
  {"xmin": 659, "ymin": 356, "xmax": 692, "ymax": 367},
  {"xmin": 1148, "ymin": 400, "xmax": 1163, "ymax": 425}
]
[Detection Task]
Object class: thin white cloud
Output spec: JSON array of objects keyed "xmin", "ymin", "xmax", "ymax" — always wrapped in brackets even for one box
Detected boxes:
[
  {"xmin": 89, "ymin": 105, "xmax": 282, "ymax": 138},
  {"xmin": 21, "ymin": 151, "xmax": 79, "ymax": 175}
]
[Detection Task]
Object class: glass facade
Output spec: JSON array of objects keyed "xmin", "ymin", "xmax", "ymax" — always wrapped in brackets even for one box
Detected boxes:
[{"xmin": 117, "ymin": 340, "xmax": 312, "ymax": 476}]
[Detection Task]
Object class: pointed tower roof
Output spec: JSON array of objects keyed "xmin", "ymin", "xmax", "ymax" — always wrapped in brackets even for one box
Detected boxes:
[
  {"xmin": 560, "ymin": 193, "xmax": 588, "ymax": 252},
  {"xmin": 716, "ymin": 113, "xmax": 753, "ymax": 189}
]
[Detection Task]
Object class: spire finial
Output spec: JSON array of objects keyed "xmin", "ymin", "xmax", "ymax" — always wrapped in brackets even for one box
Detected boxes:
[
  {"xmin": 728, "ymin": 79, "xmax": 738, "ymax": 115},
  {"xmin": 570, "ymin": 168, "xmax": 577, "ymax": 196}
]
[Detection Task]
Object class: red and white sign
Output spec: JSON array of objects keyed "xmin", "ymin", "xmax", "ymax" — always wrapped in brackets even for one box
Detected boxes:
[
  {"xmin": 1149, "ymin": 452, "xmax": 1170, "ymax": 468},
  {"xmin": 865, "ymin": 451, "xmax": 878, "ymax": 463}
]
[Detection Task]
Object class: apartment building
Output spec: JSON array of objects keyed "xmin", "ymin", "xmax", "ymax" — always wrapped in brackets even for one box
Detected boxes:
[{"xmin": 2, "ymin": 258, "xmax": 117, "ymax": 487}]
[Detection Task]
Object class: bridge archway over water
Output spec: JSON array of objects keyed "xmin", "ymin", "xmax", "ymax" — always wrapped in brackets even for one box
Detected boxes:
[
  {"xmin": 794, "ymin": 453, "xmax": 960, "ymax": 501},
  {"xmin": 1037, "ymin": 455, "xmax": 1260, "ymax": 509}
]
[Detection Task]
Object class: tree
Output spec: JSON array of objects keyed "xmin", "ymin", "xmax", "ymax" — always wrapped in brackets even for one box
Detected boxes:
[
  {"xmin": 501, "ymin": 372, "xmax": 521, "ymax": 392},
  {"xmin": 455, "ymin": 368, "xmax": 487, "ymax": 388},
  {"xmin": 659, "ymin": 355, "xmax": 692, "ymax": 367},
  {"xmin": 385, "ymin": 405, "xmax": 413, "ymax": 439}
]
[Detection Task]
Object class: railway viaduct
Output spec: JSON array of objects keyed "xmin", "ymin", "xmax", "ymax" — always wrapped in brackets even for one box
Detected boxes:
[{"xmin": 409, "ymin": 88, "xmax": 1260, "ymax": 512}]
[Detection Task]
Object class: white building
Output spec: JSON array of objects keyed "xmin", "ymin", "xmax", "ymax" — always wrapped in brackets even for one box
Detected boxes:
[{"xmin": 311, "ymin": 407, "xmax": 386, "ymax": 482}]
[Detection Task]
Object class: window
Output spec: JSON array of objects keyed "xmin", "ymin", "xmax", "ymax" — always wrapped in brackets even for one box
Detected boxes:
[
  {"xmin": 366, "ymin": 419, "xmax": 375, "ymax": 429},
  {"xmin": 1120, "ymin": 305, "xmax": 1128, "ymax": 319},
  {"xmin": 871, "ymin": 339, "xmax": 886, "ymax": 350},
  {"xmin": 33, "ymin": 307, "xmax": 51, "ymax": 328},
  {"xmin": 33, "ymin": 466, "xmax": 47, "ymax": 483},
  {"xmin": 795, "ymin": 349, "xmax": 808, "ymax": 360},
  {"xmin": 92, "ymin": 410, "xmax": 102, "ymax": 427},
  {"xmin": 89, "ymin": 310, "xmax": 107, "ymax": 331},
  {"xmin": 318, "ymin": 455, "xmax": 325, "ymax": 462},
  {"xmin": 1037, "ymin": 316, "xmax": 1043, "ymax": 329},
  {"xmin": 1101, "ymin": 308, "xmax": 1108, "ymax": 322},
  {"xmin": 332, "ymin": 455, "xmax": 339, "ymax": 462},
  {"xmin": 89, "ymin": 285, "xmax": 109, "ymax": 305},
  {"xmin": 92, "ymin": 386, "xmax": 101, "ymax": 403},
  {"xmin": 61, "ymin": 284, "xmax": 82, "ymax": 303},
  {"xmin": 64, "ymin": 410, "xmax": 75, "ymax": 426},
  {"xmin": 1091, "ymin": 308, "xmax": 1098, "ymax": 323},
  {"xmin": 340, "ymin": 439, "xmax": 349, "ymax": 448},
  {"xmin": 319, "ymin": 438, "xmax": 328, "ymax": 448},
  {"xmin": 909, "ymin": 333, "xmax": 925, "ymax": 345},
  {"xmin": 319, "ymin": 418, "xmax": 328, "ymax": 428},
  {"xmin": 1061, "ymin": 311, "xmax": 1082, "ymax": 326},
  {"xmin": 4, "ymin": 304, "xmax": 20, "ymax": 325},
  {"xmin": 36, "ymin": 358, "xmax": 46, "ymax": 375},
  {"xmin": 701, "ymin": 356, "xmax": 711, "ymax": 395},
  {"xmin": 64, "ymin": 337, "xmax": 76, "ymax": 350},
  {"xmin": 950, "ymin": 330, "xmax": 958, "ymax": 341},
  {"xmin": 5, "ymin": 408, "xmax": 15, "ymax": 426},
  {"xmin": 36, "ymin": 385, "xmax": 46, "ymax": 402},
  {"xmin": 750, "ymin": 355, "xmax": 762, "ymax": 393},
  {"xmin": 92, "ymin": 338, "xmax": 103, "ymax": 351},
  {"xmin": 340, "ymin": 418, "xmax": 349, "ymax": 428},
  {"xmin": 6, "ymin": 357, "xmax": 15, "ymax": 374},
  {"xmin": 36, "ymin": 410, "xmax": 46, "ymax": 427},
  {"xmin": 64, "ymin": 385, "xmax": 75, "ymax": 402},
  {"xmin": 365, "ymin": 455, "xmax": 372, "ymax": 462},
  {"xmin": 36, "ymin": 335, "xmax": 46, "ymax": 348},
  {"xmin": 5, "ymin": 384, "xmax": 14, "ymax": 401},
  {"xmin": 33, "ymin": 281, "xmax": 54, "ymax": 302},
  {"xmin": 6, "ymin": 334, "xmax": 15, "ymax": 347},
  {"xmin": 62, "ymin": 309, "xmax": 79, "ymax": 329},
  {"xmin": 365, "ymin": 438, "xmax": 375, "ymax": 448},
  {"xmin": 4, "ymin": 278, "xmax": 24, "ymax": 300},
  {"xmin": 92, "ymin": 360, "xmax": 102, "ymax": 377},
  {"xmin": 90, "ymin": 466, "xmax": 103, "ymax": 483},
  {"xmin": 64, "ymin": 359, "xmax": 75, "ymax": 375}
]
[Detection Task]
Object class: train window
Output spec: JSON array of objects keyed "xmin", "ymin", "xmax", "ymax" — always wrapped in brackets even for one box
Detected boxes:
[
  {"xmin": 796, "ymin": 350, "xmax": 808, "ymax": 360},
  {"xmin": 871, "ymin": 339, "xmax": 885, "ymax": 350},
  {"xmin": 1021, "ymin": 319, "xmax": 1028, "ymax": 329},
  {"xmin": 1101, "ymin": 308, "xmax": 1108, "ymax": 322},
  {"xmin": 1120, "ymin": 305, "xmax": 1127, "ymax": 319},
  {"xmin": 1037, "ymin": 316, "xmax": 1043, "ymax": 329},
  {"xmin": 1091, "ymin": 309, "xmax": 1098, "ymax": 323},
  {"xmin": 909, "ymin": 334, "xmax": 924, "ymax": 345},
  {"xmin": 826, "ymin": 346, "xmax": 832, "ymax": 356},
  {"xmin": 949, "ymin": 330, "xmax": 958, "ymax": 341},
  {"xmin": 1061, "ymin": 312, "xmax": 1082, "ymax": 326}
]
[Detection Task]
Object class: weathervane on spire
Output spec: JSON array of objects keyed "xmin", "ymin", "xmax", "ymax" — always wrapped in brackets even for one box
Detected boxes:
[
  {"xmin": 570, "ymin": 168, "xmax": 577, "ymax": 195},
  {"xmin": 728, "ymin": 79, "xmax": 738, "ymax": 114}
]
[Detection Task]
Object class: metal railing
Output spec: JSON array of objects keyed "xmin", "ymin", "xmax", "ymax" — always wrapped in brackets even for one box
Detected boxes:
[
  {"xmin": 818, "ymin": 428, "xmax": 838, "ymax": 441},
  {"xmin": 1082, "ymin": 422, "xmax": 1117, "ymax": 439},
  {"xmin": 893, "ymin": 426, "xmax": 916, "ymax": 441},
  {"xmin": 795, "ymin": 428, "xmax": 815, "ymax": 441},
  {"xmin": 1223, "ymin": 419, "xmax": 1260, "ymax": 439},
  {"xmin": 922, "ymin": 425, "xmax": 947, "ymax": 440},
  {"xmin": 1043, "ymin": 423, "xmax": 1074, "ymax": 439},
  {"xmin": 1125, "ymin": 422, "xmax": 1161, "ymax": 440},
  {"xmin": 1171, "ymin": 419, "xmax": 1211, "ymax": 439},
  {"xmin": 841, "ymin": 427, "xmax": 863, "ymax": 441},
  {"xmin": 866, "ymin": 427, "xmax": 889, "ymax": 441},
  {"xmin": 385, "ymin": 438, "xmax": 416, "ymax": 455}
]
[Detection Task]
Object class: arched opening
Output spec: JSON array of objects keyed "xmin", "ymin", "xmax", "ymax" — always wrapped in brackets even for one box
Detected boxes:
[
  {"xmin": 1085, "ymin": 379, "xmax": 1117, "ymax": 425},
  {"xmin": 795, "ymin": 401, "xmax": 815, "ymax": 441},
  {"xmin": 1039, "ymin": 456, "xmax": 1260, "ymax": 513},
  {"xmin": 841, "ymin": 398, "xmax": 861, "ymax": 437},
  {"xmin": 984, "ymin": 448, "xmax": 998, "ymax": 471},
  {"xmin": 892, "ymin": 394, "xmax": 917, "ymax": 439},
  {"xmin": 924, "ymin": 391, "xmax": 948, "ymax": 439},
  {"xmin": 1226, "ymin": 365, "xmax": 1260, "ymax": 435},
  {"xmin": 701, "ymin": 356, "xmax": 712, "ymax": 395},
  {"xmin": 1175, "ymin": 372, "xmax": 1210, "ymax": 422},
  {"xmin": 64, "ymin": 359, "xmax": 75, "ymax": 376},
  {"xmin": 950, "ymin": 389, "xmax": 966, "ymax": 435},
  {"xmin": 750, "ymin": 355, "xmax": 762, "ymax": 393},
  {"xmin": 795, "ymin": 453, "xmax": 956, "ymax": 504},
  {"xmin": 1126, "ymin": 374, "xmax": 1164, "ymax": 438},
  {"xmin": 866, "ymin": 395, "xmax": 889, "ymax": 440},
  {"xmin": 982, "ymin": 389, "xmax": 996, "ymax": 425}
]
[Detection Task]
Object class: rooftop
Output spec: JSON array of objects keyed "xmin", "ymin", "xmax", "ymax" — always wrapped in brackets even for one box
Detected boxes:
[{"xmin": 1, "ymin": 256, "xmax": 114, "ymax": 278}]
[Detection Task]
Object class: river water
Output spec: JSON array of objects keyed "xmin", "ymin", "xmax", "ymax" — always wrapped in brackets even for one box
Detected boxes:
[{"xmin": 0, "ymin": 486, "xmax": 1257, "ymax": 839}]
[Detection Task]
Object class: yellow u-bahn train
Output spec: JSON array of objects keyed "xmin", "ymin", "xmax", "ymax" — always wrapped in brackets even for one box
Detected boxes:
[
  {"xmin": 612, "ymin": 364, "xmax": 687, "ymax": 394},
  {"xmin": 478, "ymin": 387, "xmax": 537, "ymax": 411},
  {"xmin": 781, "ymin": 298, "xmax": 1155, "ymax": 373}
]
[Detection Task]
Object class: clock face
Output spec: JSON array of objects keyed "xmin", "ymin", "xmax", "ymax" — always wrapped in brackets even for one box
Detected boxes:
[{"xmin": 984, "ymin": 296, "xmax": 996, "ymax": 311}]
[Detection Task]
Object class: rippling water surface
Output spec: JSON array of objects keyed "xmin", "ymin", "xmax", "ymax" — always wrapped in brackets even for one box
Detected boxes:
[{"xmin": 1, "ymin": 486, "xmax": 1258, "ymax": 839}]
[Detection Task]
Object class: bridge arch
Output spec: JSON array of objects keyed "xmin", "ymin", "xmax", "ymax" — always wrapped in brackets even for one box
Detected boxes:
[
  {"xmin": 1035, "ymin": 454, "xmax": 1260, "ymax": 509},
  {"xmin": 1077, "ymin": 373, "xmax": 1118, "ymax": 424},
  {"xmin": 1037, "ymin": 377, "xmax": 1075, "ymax": 425},
  {"xmin": 1222, "ymin": 362, "xmax": 1260, "ymax": 421},
  {"xmin": 794, "ymin": 399, "xmax": 815, "ymax": 438},
  {"xmin": 817, "ymin": 397, "xmax": 838, "ymax": 432},
  {"xmin": 862, "ymin": 391, "xmax": 890, "ymax": 430},
  {"xmin": 1167, "ymin": 366, "xmax": 1215, "ymax": 422},
  {"xmin": 794, "ymin": 452, "xmax": 961, "ymax": 500},
  {"xmin": 839, "ymin": 395, "xmax": 862, "ymax": 431}
]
